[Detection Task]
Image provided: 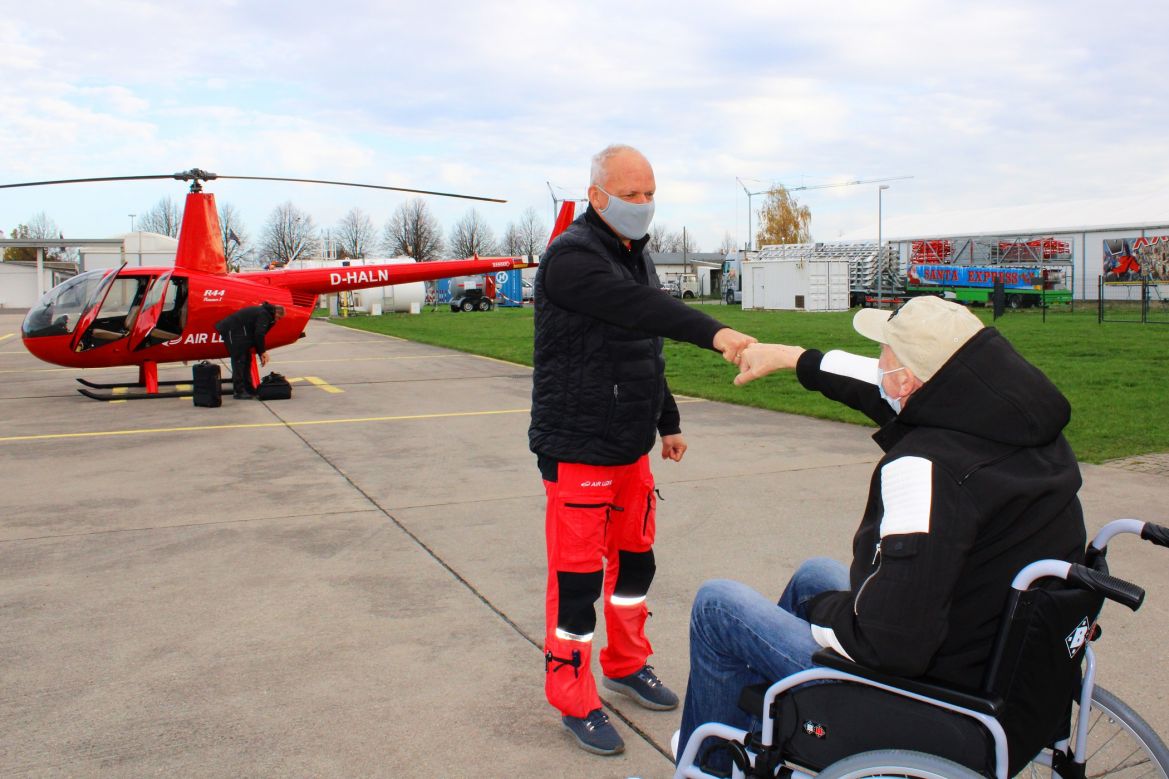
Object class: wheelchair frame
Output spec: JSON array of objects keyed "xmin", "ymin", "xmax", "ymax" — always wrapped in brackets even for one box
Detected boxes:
[{"xmin": 674, "ymin": 519, "xmax": 1169, "ymax": 779}]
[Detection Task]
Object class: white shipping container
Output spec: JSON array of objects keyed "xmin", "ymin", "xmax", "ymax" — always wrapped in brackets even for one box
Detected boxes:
[{"xmin": 741, "ymin": 259, "xmax": 850, "ymax": 311}]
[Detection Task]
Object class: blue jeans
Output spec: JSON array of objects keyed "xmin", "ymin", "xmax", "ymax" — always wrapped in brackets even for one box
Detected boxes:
[{"xmin": 678, "ymin": 557, "xmax": 850, "ymax": 770}]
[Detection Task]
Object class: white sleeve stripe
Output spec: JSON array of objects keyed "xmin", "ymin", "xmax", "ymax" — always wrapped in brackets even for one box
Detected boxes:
[
  {"xmin": 880, "ymin": 456, "xmax": 933, "ymax": 537},
  {"xmin": 811, "ymin": 624, "xmax": 855, "ymax": 661},
  {"xmin": 821, "ymin": 350, "xmax": 879, "ymax": 384}
]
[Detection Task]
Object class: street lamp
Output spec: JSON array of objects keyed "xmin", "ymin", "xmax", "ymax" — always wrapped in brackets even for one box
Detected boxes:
[
  {"xmin": 877, "ymin": 185, "xmax": 890, "ymax": 309},
  {"xmin": 129, "ymin": 214, "xmax": 136, "ymax": 232}
]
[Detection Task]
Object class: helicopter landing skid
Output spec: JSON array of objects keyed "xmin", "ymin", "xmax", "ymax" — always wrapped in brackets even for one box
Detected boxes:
[
  {"xmin": 76, "ymin": 377, "xmax": 233, "ymax": 390},
  {"xmin": 77, "ymin": 387, "xmax": 194, "ymax": 401}
]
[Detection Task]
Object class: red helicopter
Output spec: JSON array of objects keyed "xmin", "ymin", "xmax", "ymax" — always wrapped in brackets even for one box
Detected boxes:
[{"xmin": 5, "ymin": 168, "xmax": 571, "ymax": 400}]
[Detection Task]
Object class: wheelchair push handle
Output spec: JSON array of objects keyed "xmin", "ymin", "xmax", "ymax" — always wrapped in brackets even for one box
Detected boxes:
[
  {"xmin": 1142, "ymin": 522, "xmax": 1169, "ymax": 549},
  {"xmin": 1089, "ymin": 518, "xmax": 1169, "ymax": 553},
  {"xmin": 1067, "ymin": 563, "xmax": 1145, "ymax": 611}
]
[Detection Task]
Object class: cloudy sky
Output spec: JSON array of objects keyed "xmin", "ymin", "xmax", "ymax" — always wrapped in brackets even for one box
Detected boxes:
[{"xmin": 2, "ymin": 1, "xmax": 1167, "ymax": 254}]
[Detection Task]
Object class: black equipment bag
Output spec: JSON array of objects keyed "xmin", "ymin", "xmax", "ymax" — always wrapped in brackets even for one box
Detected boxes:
[
  {"xmin": 258, "ymin": 371, "xmax": 292, "ymax": 400},
  {"xmin": 192, "ymin": 361, "xmax": 222, "ymax": 407}
]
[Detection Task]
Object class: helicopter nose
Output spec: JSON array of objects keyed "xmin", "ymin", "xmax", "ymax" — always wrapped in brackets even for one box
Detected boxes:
[{"xmin": 21, "ymin": 333, "xmax": 74, "ymax": 368}]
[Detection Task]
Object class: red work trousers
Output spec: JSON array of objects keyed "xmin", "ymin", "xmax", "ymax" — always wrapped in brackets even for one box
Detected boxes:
[{"xmin": 543, "ymin": 456, "xmax": 657, "ymax": 718}]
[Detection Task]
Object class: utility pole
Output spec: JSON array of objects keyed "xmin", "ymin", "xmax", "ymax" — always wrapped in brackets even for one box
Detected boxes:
[
  {"xmin": 877, "ymin": 185, "xmax": 890, "ymax": 309},
  {"xmin": 736, "ymin": 177, "xmax": 757, "ymax": 250}
]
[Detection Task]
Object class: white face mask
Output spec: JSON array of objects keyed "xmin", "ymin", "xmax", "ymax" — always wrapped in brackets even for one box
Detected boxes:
[
  {"xmin": 597, "ymin": 186, "xmax": 655, "ymax": 240},
  {"xmin": 877, "ymin": 366, "xmax": 907, "ymax": 413}
]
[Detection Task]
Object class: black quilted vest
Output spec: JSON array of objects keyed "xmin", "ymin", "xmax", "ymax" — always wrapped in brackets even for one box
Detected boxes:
[{"xmin": 528, "ymin": 214, "xmax": 665, "ymax": 465}]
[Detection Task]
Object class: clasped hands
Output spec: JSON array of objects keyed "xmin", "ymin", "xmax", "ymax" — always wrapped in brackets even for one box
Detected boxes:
[{"xmin": 712, "ymin": 328, "xmax": 805, "ymax": 386}]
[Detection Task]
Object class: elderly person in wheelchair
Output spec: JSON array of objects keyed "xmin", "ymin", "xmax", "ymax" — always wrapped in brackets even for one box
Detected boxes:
[{"xmin": 677, "ymin": 296, "xmax": 1104, "ymax": 777}]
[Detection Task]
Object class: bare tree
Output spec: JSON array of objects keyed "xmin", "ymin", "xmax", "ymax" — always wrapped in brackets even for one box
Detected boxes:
[
  {"xmin": 717, "ymin": 231, "xmax": 737, "ymax": 256},
  {"xmin": 382, "ymin": 198, "xmax": 445, "ymax": 260},
  {"xmin": 3, "ymin": 213, "xmax": 66, "ymax": 261},
  {"xmin": 514, "ymin": 206, "xmax": 547, "ymax": 258},
  {"xmin": 648, "ymin": 224, "xmax": 695, "ymax": 253},
  {"xmin": 336, "ymin": 207, "xmax": 375, "ymax": 259},
  {"xmin": 448, "ymin": 208, "xmax": 497, "ymax": 258},
  {"xmin": 138, "ymin": 196, "xmax": 183, "ymax": 237},
  {"xmin": 756, "ymin": 184, "xmax": 812, "ymax": 246},
  {"xmin": 648, "ymin": 224, "xmax": 673, "ymax": 253},
  {"xmin": 500, "ymin": 223, "xmax": 524, "ymax": 255},
  {"xmin": 261, "ymin": 202, "xmax": 319, "ymax": 266},
  {"xmin": 218, "ymin": 202, "xmax": 251, "ymax": 269}
]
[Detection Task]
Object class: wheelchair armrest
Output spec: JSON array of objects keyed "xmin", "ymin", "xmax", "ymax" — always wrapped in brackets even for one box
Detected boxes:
[
  {"xmin": 811, "ymin": 649, "xmax": 1002, "ymax": 716},
  {"xmin": 738, "ymin": 681, "xmax": 771, "ymax": 716}
]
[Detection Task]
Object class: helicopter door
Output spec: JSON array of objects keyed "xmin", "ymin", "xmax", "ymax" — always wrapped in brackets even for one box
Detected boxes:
[
  {"xmin": 127, "ymin": 271, "xmax": 173, "ymax": 351},
  {"xmin": 67, "ymin": 269, "xmax": 120, "ymax": 352}
]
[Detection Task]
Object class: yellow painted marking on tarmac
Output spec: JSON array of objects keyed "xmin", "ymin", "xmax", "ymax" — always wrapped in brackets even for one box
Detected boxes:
[
  {"xmin": 0, "ymin": 333, "xmax": 14, "ymax": 342},
  {"xmin": 274, "ymin": 355, "xmax": 467, "ymax": 365},
  {"xmin": 302, "ymin": 376, "xmax": 344, "ymax": 393},
  {"xmin": 0, "ymin": 354, "xmax": 445, "ymax": 376},
  {"xmin": 0, "ymin": 365, "xmax": 100, "ymax": 375},
  {"xmin": 0, "ymin": 408, "xmax": 529, "ymax": 443},
  {"xmin": 290, "ymin": 339, "xmax": 405, "ymax": 345},
  {"xmin": 319, "ymin": 323, "xmax": 406, "ymax": 342}
]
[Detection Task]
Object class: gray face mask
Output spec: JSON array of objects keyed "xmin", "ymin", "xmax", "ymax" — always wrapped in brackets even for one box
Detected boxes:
[{"xmin": 597, "ymin": 186, "xmax": 655, "ymax": 240}]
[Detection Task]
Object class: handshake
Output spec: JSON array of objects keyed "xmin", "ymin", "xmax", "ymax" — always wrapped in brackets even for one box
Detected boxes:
[{"xmin": 713, "ymin": 328, "xmax": 806, "ymax": 387}]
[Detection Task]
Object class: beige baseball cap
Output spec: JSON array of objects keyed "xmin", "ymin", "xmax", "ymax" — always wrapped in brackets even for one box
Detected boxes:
[{"xmin": 853, "ymin": 296, "xmax": 984, "ymax": 381}]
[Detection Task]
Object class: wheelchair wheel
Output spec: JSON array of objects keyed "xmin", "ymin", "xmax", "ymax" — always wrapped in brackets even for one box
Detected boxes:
[
  {"xmin": 817, "ymin": 749, "xmax": 984, "ymax": 779},
  {"xmin": 1024, "ymin": 685, "xmax": 1169, "ymax": 778}
]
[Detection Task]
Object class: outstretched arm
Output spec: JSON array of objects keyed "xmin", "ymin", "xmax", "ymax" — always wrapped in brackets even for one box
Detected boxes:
[{"xmin": 735, "ymin": 344, "xmax": 895, "ymax": 425}]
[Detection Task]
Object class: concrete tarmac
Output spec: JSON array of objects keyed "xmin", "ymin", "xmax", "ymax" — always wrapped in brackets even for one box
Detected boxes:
[{"xmin": 1, "ymin": 310, "xmax": 1166, "ymax": 778}]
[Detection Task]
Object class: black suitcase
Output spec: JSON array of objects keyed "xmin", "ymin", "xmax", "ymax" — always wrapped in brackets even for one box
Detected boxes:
[
  {"xmin": 192, "ymin": 361, "xmax": 222, "ymax": 407},
  {"xmin": 257, "ymin": 371, "xmax": 292, "ymax": 401}
]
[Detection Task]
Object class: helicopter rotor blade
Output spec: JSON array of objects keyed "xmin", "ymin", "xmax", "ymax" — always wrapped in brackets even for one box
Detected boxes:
[
  {"xmin": 0, "ymin": 174, "xmax": 177, "ymax": 189},
  {"xmin": 217, "ymin": 175, "xmax": 505, "ymax": 203},
  {"xmin": 0, "ymin": 169, "xmax": 506, "ymax": 203}
]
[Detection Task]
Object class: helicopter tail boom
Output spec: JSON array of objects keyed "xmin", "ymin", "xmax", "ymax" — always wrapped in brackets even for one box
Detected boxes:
[{"xmin": 267, "ymin": 256, "xmax": 528, "ymax": 297}]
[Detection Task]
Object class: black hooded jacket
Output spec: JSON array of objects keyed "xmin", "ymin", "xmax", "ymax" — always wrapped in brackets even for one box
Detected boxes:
[
  {"xmin": 798, "ymin": 328, "xmax": 1086, "ymax": 690},
  {"xmin": 528, "ymin": 207, "xmax": 726, "ymax": 472}
]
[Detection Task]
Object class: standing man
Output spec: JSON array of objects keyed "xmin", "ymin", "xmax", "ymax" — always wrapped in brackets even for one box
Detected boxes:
[
  {"xmin": 529, "ymin": 144, "xmax": 755, "ymax": 755},
  {"xmin": 214, "ymin": 301, "xmax": 284, "ymax": 399}
]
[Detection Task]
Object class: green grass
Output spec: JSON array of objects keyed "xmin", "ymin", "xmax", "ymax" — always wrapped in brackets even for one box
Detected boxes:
[{"xmin": 329, "ymin": 303, "xmax": 1169, "ymax": 464}]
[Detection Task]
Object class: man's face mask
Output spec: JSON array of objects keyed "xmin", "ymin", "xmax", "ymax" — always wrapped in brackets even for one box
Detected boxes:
[{"xmin": 597, "ymin": 186, "xmax": 655, "ymax": 240}]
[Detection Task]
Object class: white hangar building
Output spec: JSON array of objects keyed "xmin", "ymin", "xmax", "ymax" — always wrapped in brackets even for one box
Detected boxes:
[{"xmin": 840, "ymin": 190, "xmax": 1169, "ymax": 302}]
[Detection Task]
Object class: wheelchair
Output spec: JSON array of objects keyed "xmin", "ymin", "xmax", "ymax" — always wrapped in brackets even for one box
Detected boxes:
[{"xmin": 674, "ymin": 519, "xmax": 1169, "ymax": 779}]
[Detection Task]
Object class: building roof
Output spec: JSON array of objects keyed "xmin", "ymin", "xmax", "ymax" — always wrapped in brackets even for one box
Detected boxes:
[
  {"xmin": 651, "ymin": 251, "xmax": 725, "ymax": 267},
  {"xmin": 839, "ymin": 190, "xmax": 1169, "ymax": 242},
  {"xmin": 79, "ymin": 232, "xmax": 179, "ymax": 253}
]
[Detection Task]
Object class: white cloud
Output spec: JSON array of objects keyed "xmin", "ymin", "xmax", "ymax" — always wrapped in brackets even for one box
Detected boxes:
[{"xmin": 3, "ymin": 1, "xmax": 1169, "ymax": 250}]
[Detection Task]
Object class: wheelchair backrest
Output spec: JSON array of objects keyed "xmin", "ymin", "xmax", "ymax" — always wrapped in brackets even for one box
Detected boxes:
[{"xmin": 982, "ymin": 577, "xmax": 1105, "ymax": 774}]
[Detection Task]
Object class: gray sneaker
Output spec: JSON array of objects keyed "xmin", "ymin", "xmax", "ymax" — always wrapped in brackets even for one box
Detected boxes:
[
  {"xmin": 603, "ymin": 664, "xmax": 679, "ymax": 711},
  {"xmin": 561, "ymin": 708, "xmax": 625, "ymax": 755}
]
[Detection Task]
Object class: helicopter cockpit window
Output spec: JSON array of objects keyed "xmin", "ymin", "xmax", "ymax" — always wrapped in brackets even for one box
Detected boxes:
[
  {"xmin": 22, "ymin": 270, "xmax": 110, "ymax": 338},
  {"xmin": 78, "ymin": 276, "xmax": 149, "ymax": 349}
]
